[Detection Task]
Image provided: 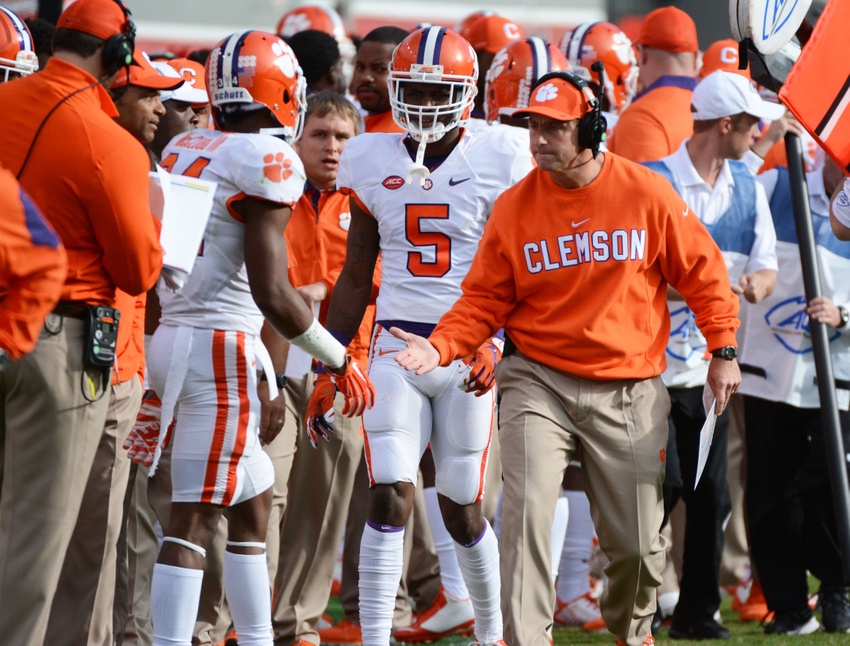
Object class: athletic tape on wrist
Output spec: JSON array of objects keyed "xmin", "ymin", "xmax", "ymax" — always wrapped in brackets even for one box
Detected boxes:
[
  {"xmin": 162, "ymin": 536, "xmax": 207, "ymax": 558},
  {"xmin": 289, "ymin": 318, "xmax": 346, "ymax": 370}
]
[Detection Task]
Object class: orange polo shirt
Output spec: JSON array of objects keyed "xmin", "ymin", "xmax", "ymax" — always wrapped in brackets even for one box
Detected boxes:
[
  {"xmin": 364, "ymin": 110, "xmax": 404, "ymax": 134},
  {"xmin": 288, "ymin": 187, "xmax": 381, "ymax": 370},
  {"xmin": 429, "ymin": 154, "xmax": 739, "ymax": 380},
  {"xmin": 0, "ymin": 57, "xmax": 162, "ymax": 306},
  {"xmin": 0, "ymin": 168, "xmax": 67, "ymax": 360},
  {"xmin": 608, "ymin": 76, "xmax": 698, "ymax": 163}
]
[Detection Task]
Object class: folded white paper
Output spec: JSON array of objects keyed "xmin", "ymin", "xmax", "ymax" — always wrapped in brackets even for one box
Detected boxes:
[
  {"xmin": 150, "ymin": 167, "xmax": 217, "ymax": 276},
  {"xmin": 695, "ymin": 384, "xmax": 718, "ymax": 490}
]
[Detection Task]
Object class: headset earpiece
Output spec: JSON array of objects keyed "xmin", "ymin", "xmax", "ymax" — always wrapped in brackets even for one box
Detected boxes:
[
  {"xmin": 102, "ymin": 0, "xmax": 135, "ymax": 76},
  {"xmin": 533, "ymin": 69, "xmax": 607, "ymax": 156}
]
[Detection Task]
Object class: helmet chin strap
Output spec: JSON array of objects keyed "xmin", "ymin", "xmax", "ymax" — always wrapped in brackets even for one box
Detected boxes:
[{"xmin": 405, "ymin": 137, "xmax": 430, "ymax": 186}]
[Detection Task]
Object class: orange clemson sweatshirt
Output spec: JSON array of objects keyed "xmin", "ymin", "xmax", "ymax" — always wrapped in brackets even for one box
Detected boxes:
[{"xmin": 428, "ymin": 153, "xmax": 740, "ymax": 381}]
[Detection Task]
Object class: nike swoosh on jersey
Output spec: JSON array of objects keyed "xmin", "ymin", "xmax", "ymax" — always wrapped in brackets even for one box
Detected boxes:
[
  {"xmin": 448, "ymin": 177, "xmax": 471, "ymax": 186},
  {"xmin": 683, "ymin": 206, "xmax": 689, "ymax": 217},
  {"xmin": 378, "ymin": 349, "xmax": 398, "ymax": 356},
  {"xmin": 571, "ymin": 218, "xmax": 591, "ymax": 227}
]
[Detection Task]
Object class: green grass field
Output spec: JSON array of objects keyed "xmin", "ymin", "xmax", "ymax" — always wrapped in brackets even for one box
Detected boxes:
[{"xmin": 323, "ymin": 577, "xmax": 847, "ymax": 646}]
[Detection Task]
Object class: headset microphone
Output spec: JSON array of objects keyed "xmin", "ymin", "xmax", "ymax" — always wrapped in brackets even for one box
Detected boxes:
[{"xmin": 588, "ymin": 61, "xmax": 608, "ymax": 158}]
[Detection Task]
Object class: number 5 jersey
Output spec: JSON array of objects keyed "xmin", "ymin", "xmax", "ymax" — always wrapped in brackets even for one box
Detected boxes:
[{"xmin": 337, "ymin": 127, "xmax": 532, "ymax": 325}]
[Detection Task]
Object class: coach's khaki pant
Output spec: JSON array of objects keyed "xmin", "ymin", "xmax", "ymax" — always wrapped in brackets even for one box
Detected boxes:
[
  {"xmin": 272, "ymin": 389, "xmax": 363, "ymax": 645},
  {"xmin": 46, "ymin": 376, "xmax": 143, "ymax": 646},
  {"xmin": 0, "ymin": 315, "xmax": 111, "ymax": 646},
  {"xmin": 497, "ymin": 353, "xmax": 669, "ymax": 646},
  {"xmin": 720, "ymin": 394, "xmax": 749, "ymax": 586}
]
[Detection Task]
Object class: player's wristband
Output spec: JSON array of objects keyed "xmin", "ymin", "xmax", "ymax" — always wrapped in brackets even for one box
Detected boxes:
[{"xmin": 289, "ymin": 319, "xmax": 346, "ymax": 370}]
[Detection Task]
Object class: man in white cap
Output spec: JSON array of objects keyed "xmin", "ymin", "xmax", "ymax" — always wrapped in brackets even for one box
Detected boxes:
[
  {"xmin": 150, "ymin": 59, "xmax": 209, "ymax": 163},
  {"xmin": 642, "ymin": 69, "xmax": 782, "ymax": 641}
]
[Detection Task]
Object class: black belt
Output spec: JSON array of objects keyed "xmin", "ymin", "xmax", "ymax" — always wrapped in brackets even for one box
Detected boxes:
[
  {"xmin": 52, "ymin": 301, "xmax": 89, "ymax": 320},
  {"xmin": 739, "ymin": 363, "xmax": 767, "ymax": 378}
]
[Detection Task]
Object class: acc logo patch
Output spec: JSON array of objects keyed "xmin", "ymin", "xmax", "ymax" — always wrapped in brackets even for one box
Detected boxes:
[
  {"xmin": 838, "ymin": 192, "xmax": 850, "ymax": 208},
  {"xmin": 382, "ymin": 176, "xmax": 405, "ymax": 190},
  {"xmin": 765, "ymin": 295, "xmax": 840, "ymax": 354}
]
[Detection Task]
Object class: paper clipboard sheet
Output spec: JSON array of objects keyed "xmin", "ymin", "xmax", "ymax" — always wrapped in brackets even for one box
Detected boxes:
[
  {"xmin": 695, "ymin": 384, "xmax": 718, "ymax": 490},
  {"xmin": 149, "ymin": 167, "xmax": 217, "ymax": 276}
]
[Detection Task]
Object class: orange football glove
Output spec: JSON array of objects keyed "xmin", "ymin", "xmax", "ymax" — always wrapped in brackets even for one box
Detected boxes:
[
  {"xmin": 124, "ymin": 389, "xmax": 174, "ymax": 467},
  {"xmin": 305, "ymin": 373, "xmax": 337, "ymax": 448},
  {"xmin": 460, "ymin": 339, "xmax": 503, "ymax": 397},
  {"xmin": 327, "ymin": 353, "xmax": 376, "ymax": 417}
]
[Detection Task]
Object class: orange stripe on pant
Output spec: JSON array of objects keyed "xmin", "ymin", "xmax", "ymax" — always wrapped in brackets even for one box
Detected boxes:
[
  {"xmin": 203, "ymin": 330, "xmax": 229, "ymax": 503},
  {"xmin": 222, "ymin": 332, "xmax": 249, "ymax": 506},
  {"xmin": 475, "ymin": 399, "xmax": 494, "ymax": 503}
]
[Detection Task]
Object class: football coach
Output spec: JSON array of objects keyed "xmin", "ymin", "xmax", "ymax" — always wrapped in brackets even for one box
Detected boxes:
[{"xmin": 390, "ymin": 71, "xmax": 741, "ymax": 646}]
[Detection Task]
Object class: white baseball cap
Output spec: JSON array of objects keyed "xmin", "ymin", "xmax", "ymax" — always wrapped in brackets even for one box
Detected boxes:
[
  {"xmin": 153, "ymin": 61, "xmax": 208, "ymax": 105},
  {"xmin": 691, "ymin": 70, "xmax": 786, "ymax": 121}
]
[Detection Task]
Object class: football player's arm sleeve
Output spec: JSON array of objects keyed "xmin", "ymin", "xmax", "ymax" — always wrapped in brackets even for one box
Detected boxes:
[
  {"xmin": 429, "ymin": 220, "xmax": 517, "ymax": 365},
  {"xmin": 609, "ymin": 110, "xmax": 670, "ymax": 163},
  {"xmin": 93, "ymin": 145, "xmax": 163, "ymax": 297},
  {"xmin": 658, "ymin": 186, "xmax": 740, "ymax": 352},
  {"xmin": 0, "ymin": 196, "xmax": 67, "ymax": 360},
  {"xmin": 324, "ymin": 197, "xmax": 381, "ymax": 342}
]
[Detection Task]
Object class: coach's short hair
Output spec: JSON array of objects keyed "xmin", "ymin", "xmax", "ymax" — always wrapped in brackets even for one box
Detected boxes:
[
  {"xmin": 305, "ymin": 92, "xmax": 363, "ymax": 136},
  {"xmin": 361, "ymin": 26, "xmax": 409, "ymax": 47},
  {"xmin": 53, "ymin": 27, "xmax": 104, "ymax": 58}
]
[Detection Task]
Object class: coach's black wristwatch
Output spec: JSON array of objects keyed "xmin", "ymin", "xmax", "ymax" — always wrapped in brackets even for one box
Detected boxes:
[
  {"xmin": 711, "ymin": 346, "xmax": 737, "ymax": 361},
  {"xmin": 259, "ymin": 371, "xmax": 288, "ymax": 389}
]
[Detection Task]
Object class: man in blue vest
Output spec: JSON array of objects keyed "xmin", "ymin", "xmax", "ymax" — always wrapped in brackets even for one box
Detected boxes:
[
  {"xmin": 738, "ymin": 157, "xmax": 850, "ymax": 635},
  {"xmin": 643, "ymin": 70, "xmax": 782, "ymax": 640}
]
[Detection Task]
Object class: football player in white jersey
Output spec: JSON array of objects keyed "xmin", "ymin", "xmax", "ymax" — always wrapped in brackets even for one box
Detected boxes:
[
  {"xmin": 143, "ymin": 31, "xmax": 374, "ymax": 646},
  {"xmin": 560, "ymin": 22, "xmax": 638, "ymax": 133},
  {"xmin": 305, "ymin": 26, "xmax": 532, "ymax": 646}
]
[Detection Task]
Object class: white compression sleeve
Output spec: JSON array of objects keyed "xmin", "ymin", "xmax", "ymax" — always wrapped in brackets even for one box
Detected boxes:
[{"xmin": 288, "ymin": 318, "xmax": 346, "ymax": 370}]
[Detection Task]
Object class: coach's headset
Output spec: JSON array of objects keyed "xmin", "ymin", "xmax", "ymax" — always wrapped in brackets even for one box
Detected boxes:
[
  {"xmin": 16, "ymin": 0, "xmax": 135, "ymax": 179},
  {"xmin": 530, "ymin": 61, "xmax": 608, "ymax": 159}
]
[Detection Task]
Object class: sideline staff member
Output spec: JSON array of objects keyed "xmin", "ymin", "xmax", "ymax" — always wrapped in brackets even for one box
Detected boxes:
[
  {"xmin": 0, "ymin": 167, "xmax": 67, "ymax": 364},
  {"xmin": 392, "ymin": 73, "xmax": 741, "ymax": 646},
  {"xmin": 0, "ymin": 1, "xmax": 162, "ymax": 644}
]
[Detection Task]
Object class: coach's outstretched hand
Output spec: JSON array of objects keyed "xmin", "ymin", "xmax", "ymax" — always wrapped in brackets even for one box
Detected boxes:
[
  {"xmin": 706, "ymin": 356, "xmax": 741, "ymax": 416},
  {"xmin": 390, "ymin": 327, "xmax": 440, "ymax": 375}
]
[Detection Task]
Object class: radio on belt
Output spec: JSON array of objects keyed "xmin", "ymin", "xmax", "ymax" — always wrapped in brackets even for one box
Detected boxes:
[{"xmin": 84, "ymin": 305, "xmax": 120, "ymax": 369}]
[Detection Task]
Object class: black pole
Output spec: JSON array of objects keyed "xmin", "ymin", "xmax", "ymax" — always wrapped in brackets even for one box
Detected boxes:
[{"xmin": 786, "ymin": 132, "xmax": 850, "ymax": 581}]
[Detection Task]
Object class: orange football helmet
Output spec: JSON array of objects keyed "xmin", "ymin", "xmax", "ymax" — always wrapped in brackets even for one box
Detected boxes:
[
  {"xmin": 485, "ymin": 37, "xmax": 569, "ymax": 124},
  {"xmin": 207, "ymin": 30, "xmax": 306, "ymax": 142},
  {"xmin": 275, "ymin": 5, "xmax": 355, "ymax": 91},
  {"xmin": 276, "ymin": 4, "xmax": 346, "ymax": 41},
  {"xmin": 457, "ymin": 11, "xmax": 523, "ymax": 54},
  {"xmin": 389, "ymin": 26, "xmax": 478, "ymax": 142},
  {"xmin": 700, "ymin": 39, "xmax": 751, "ymax": 80},
  {"xmin": 0, "ymin": 6, "xmax": 37, "ymax": 82},
  {"xmin": 560, "ymin": 21, "xmax": 638, "ymax": 113}
]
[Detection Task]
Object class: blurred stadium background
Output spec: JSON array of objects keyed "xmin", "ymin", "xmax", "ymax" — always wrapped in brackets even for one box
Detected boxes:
[{"xmin": 0, "ymin": 0, "xmax": 829, "ymax": 57}]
